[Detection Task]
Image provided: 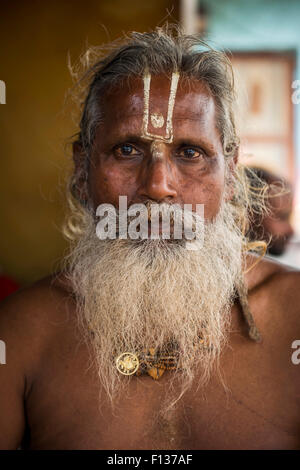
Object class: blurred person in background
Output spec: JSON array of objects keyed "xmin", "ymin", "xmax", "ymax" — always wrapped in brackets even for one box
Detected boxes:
[{"xmin": 246, "ymin": 167, "xmax": 294, "ymax": 256}]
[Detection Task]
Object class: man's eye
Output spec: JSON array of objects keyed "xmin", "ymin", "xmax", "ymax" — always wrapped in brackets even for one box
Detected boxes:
[
  {"xmin": 178, "ymin": 147, "xmax": 204, "ymax": 159},
  {"xmin": 114, "ymin": 144, "xmax": 140, "ymax": 157}
]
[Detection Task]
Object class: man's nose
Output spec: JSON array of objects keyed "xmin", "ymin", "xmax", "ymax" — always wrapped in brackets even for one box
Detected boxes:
[{"xmin": 137, "ymin": 159, "xmax": 178, "ymax": 202}]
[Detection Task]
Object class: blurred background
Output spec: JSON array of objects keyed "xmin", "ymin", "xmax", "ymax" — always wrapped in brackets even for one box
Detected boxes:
[{"xmin": 0, "ymin": 0, "xmax": 300, "ymax": 292}]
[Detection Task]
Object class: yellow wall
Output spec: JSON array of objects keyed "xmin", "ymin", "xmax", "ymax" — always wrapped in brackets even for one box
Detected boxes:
[{"xmin": 0, "ymin": 0, "xmax": 179, "ymax": 285}]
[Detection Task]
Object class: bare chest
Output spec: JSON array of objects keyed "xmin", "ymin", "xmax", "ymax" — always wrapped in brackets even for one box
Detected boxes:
[{"xmin": 25, "ymin": 335, "xmax": 300, "ymax": 450}]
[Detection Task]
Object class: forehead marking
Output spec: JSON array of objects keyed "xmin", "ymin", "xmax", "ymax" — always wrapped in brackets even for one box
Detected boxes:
[
  {"xmin": 150, "ymin": 112, "xmax": 164, "ymax": 128},
  {"xmin": 142, "ymin": 72, "xmax": 180, "ymax": 143}
]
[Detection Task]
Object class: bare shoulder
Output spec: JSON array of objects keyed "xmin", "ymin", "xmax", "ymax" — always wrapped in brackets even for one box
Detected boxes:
[
  {"xmin": 0, "ymin": 273, "xmax": 75, "ymax": 449},
  {"xmin": 247, "ymin": 254, "xmax": 300, "ymax": 295},
  {"xmin": 0, "ymin": 273, "xmax": 75, "ymax": 378},
  {"xmin": 0, "ymin": 272, "xmax": 74, "ymax": 326},
  {"xmin": 245, "ymin": 255, "xmax": 300, "ymax": 337}
]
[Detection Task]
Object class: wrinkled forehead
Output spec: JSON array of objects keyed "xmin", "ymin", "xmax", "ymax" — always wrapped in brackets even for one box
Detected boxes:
[{"xmin": 101, "ymin": 74, "xmax": 217, "ymax": 136}]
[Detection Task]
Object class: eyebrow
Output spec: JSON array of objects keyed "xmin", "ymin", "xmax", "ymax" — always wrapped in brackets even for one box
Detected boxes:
[
  {"xmin": 173, "ymin": 114, "xmax": 208, "ymax": 122},
  {"xmin": 172, "ymin": 137, "xmax": 218, "ymax": 154},
  {"xmin": 108, "ymin": 134, "xmax": 149, "ymax": 146}
]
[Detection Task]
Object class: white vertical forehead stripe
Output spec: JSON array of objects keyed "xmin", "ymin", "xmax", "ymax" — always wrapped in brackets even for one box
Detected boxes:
[{"xmin": 142, "ymin": 72, "xmax": 180, "ymax": 143}]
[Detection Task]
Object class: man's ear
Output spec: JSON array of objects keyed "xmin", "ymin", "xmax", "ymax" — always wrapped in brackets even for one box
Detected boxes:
[{"xmin": 72, "ymin": 140, "xmax": 88, "ymax": 204}]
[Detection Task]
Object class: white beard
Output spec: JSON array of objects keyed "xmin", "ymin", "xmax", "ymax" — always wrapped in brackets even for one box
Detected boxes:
[{"xmin": 66, "ymin": 200, "xmax": 244, "ymax": 407}]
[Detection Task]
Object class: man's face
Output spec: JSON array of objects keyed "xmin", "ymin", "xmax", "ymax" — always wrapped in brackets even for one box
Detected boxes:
[{"xmin": 87, "ymin": 75, "xmax": 227, "ymax": 221}]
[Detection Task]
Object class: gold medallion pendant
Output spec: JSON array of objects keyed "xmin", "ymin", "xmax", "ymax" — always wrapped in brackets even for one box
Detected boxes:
[
  {"xmin": 115, "ymin": 336, "xmax": 213, "ymax": 381},
  {"xmin": 115, "ymin": 352, "xmax": 140, "ymax": 375},
  {"xmin": 115, "ymin": 348, "xmax": 179, "ymax": 380}
]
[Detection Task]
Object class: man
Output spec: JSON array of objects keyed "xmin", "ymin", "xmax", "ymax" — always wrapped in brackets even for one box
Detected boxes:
[
  {"xmin": 246, "ymin": 167, "xmax": 294, "ymax": 256},
  {"xmin": 0, "ymin": 27, "xmax": 299, "ymax": 450}
]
